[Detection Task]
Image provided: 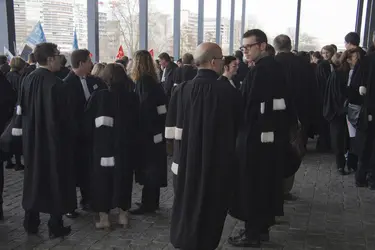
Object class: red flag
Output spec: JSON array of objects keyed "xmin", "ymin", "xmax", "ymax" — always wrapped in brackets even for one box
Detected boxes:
[
  {"xmin": 116, "ymin": 45, "xmax": 124, "ymax": 59},
  {"xmin": 149, "ymin": 49, "xmax": 154, "ymax": 58},
  {"xmin": 89, "ymin": 53, "xmax": 93, "ymax": 58}
]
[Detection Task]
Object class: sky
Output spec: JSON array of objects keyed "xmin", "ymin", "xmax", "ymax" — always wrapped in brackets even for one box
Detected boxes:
[{"xmin": 79, "ymin": 0, "xmax": 359, "ymax": 47}]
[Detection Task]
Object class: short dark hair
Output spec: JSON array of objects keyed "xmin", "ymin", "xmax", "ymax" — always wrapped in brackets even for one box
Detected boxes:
[
  {"xmin": 28, "ymin": 53, "xmax": 36, "ymax": 63},
  {"xmin": 60, "ymin": 54, "xmax": 67, "ymax": 66},
  {"xmin": 158, "ymin": 52, "xmax": 171, "ymax": 61},
  {"xmin": 273, "ymin": 34, "xmax": 292, "ymax": 52},
  {"xmin": 234, "ymin": 50, "xmax": 243, "ymax": 60},
  {"xmin": 34, "ymin": 42, "xmax": 59, "ymax": 65},
  {"xmin": 312, "ymin": 51, "xmax": 323, "ymax": 60},
  {"xmin": 345, "ymin": 32, "xmax": 360, "ymax": 46},
  {"xmin": 0, "ymin": 55, "xmax": 7, "ymax": 65},
  {"xmin": 266, "ymin": 44, "xmax": 276, "ymax": 56},
  {"xmin": 182, "ymin": 53, "xmax": 194, "ymax": 64},
  {"xmin": 243, "ymin": 29, "xmax": 268, "ymax": 44},
  {"xmin": 223, "ymin": 56, "xmax": 237, "ymax": 67},
  {"xmin": 71, "ymin": 49, "xmax": 90, "ymax": 69}
]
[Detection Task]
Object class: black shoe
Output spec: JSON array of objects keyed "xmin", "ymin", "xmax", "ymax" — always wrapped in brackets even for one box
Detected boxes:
[
  {"xmin": 129, "ymin": 206, "xmax": 156, "ymax": 215},
  {"xmin": 338, "ymin": 168, "xmax": 347, "ymax": 175},
  {"xmin": 228, "ymin": 233, "xmax": 261, "ymax": 248},
  {"xmin": 260, "ymin": 230, "xmax": 270, "ymax": 242},
  {"xmin": 65, "ymin": 211, "xmax": 79, "ymax": 219},
  {"xmin": 5, "ymin": 162, "xmax": 14, "ymax": 169},
  {"xmin": 48, "ymin": 225, "xmax": 71, "ymax": 239},
  {"xmin": 135, "ymin": 202, "xmax": 160, "ymax": 210},
  {"xmin": 14, "ymin": 164, "xmax": 24, "ymax": 171}
]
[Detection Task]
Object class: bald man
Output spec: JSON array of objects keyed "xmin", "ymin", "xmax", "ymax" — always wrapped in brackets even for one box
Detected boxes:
[{"xmin": 167, "ymin": 42, "xmax": 241, "ymax": 250}]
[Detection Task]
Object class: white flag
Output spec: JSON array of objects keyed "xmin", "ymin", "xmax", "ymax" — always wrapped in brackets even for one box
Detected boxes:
[{"xmin": 3, "ymin": 47, "xmax": 14, "ymax": 62}]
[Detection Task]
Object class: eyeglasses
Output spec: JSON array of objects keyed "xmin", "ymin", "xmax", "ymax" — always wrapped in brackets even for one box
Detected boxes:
[{"xmin": 240, "ymin": 42, "xmax": 261, "ymax": 52}]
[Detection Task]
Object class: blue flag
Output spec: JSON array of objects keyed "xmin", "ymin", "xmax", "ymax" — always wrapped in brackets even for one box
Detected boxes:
[
  {"xmin": 73, "ymin": 28, "xmax": 79, "ymax": 50},
  {"xmin": 26, "ymin": 21, "xmax": 46, "ymax": 46}
]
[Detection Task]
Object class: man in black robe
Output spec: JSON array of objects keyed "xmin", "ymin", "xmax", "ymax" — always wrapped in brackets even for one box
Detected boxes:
[
  {"xmin": 169, "ymin": 42, "xmax": 241, "ymax": 250},
  {"xmin": 63, "ymin": 49, "xmax": 106, "ymax": 218},
  {"xmin": 172, "ymin": 53, "xmax": 197, "ymax": 86},
  {"xmin": 229, "ymin": 29, "xmax": 295, "ymax": 247},
  {"xmin": 159, "ymin": 52, "xmax": 178, "ymax": 101},
  {"xmin": 0, "ymin": 56, "xmax": 10, "ymax": 75},
  {"xmin": 0, "ymin": 71, "xmax": 17, "ymax": 220},
  {"xmin": 16, "ymin": 42, "xmax": 75, "ymax": 238},
  {"xmin": 24, "ymin": 53, "xmax": 37, "ymax": 74},
  {"xmin": 55, "ymin": 55, "xmax": 70, "ymax": 80},
  {"xmin": 273, "ymin": 34, "xmax": 316, "ymax": 193},
  {"xmin": 232, "ymin": 50, "xmax": 249, "ymax": 89}
]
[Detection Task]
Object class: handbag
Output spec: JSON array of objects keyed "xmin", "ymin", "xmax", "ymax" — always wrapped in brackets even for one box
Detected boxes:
[{"xmin": 285, "ymin": 121, "xmax": 306, "ymax": 178}]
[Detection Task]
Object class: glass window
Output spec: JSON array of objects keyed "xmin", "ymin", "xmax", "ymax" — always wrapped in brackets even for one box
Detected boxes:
[
  {"xmin": 101, "ymin": 0, "xmax": 140, "ymax": 62},
  {"xmin": 14, "ymin": 0, "xmax": 87, "ymax": 57},
  {"xmin": 204, "ymin": 0, "xmax": 217, "ymax": 43},
  {"xmin": 299, "ymin": 0, "xmax": 357, "ymax": 51},
  {"xmin": 233, "ymin": 0, "xmax": 242, "ymax": 53},
  {"xmin": 221, "ymin": 0, "xmax": 231, "ymax": 55},
  {"xmin": 245, "ymin": 0, "xmax": 297, "ymax": 48},
  {"xmin": 181, "ymin": 0, "xmax": 198, "ymax": 55},
  {"xmin": 148, "ymin": 0, "xmax": 174, "ymax": 58}
]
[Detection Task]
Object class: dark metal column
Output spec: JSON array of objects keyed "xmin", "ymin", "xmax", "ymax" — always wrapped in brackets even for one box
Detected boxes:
[
  {"xmin": 363, "ymin": 0, "xmax": 371, "ymax": 48},
  {"xmin": 0, "ymin": 0, "xmax": 16, "ymax": 55},
  {"xmin": 240, "ymin": 0, "xmax": 246, "ymax": 39},
  {"xmin": 229, "ymin": 0, "xmax": 235, "ymax": 53},
  {"xmin": 216, "ymin": 0, "xmax": 222, "ymax": 44},
  {"xmin": 198, "ymin": 0, "xmax": 204, "ymax": 45},
  {"xmin": 367, "ymin": 0, "xmax": 375, "ymax": 47},
  {"xmin": 173, "ymin": 0, "xmax": 181, "ymax": 58},
  {"xmin": 139, "ymin": 0, "xmax": 148, "ymax": 50},
  {"xmin": 294, "ymin": 0, "xmax": 302, "ymax": 51},
  {"xmin": 355, "ymin": 0, "xmax": 364, "ymax": 34},
  {"xmin": 87, "ymin": 0, "xmax": 99, "ymax": 62}
]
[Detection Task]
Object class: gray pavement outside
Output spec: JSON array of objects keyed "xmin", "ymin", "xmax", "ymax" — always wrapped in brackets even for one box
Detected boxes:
[{"xmin": 1, "ymin": 143, "xmax": 375, "ymax": 249}]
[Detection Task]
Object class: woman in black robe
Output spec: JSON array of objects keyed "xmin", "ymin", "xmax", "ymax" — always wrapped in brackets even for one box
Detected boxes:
[
  {"xmin": 84, "ymin": 63, "xmax": 139, "ymax": 229},
  {"xmin": 323, "ymin": 53, "xmax": 350, "ymax": 175},
  {"xmin": 131, "ymin": 50, "xmax": 168, "ymax": 214},
  {"xmin": 315, "ymin": 45, "xmax": 336, "ymax": 152},
  {"xmin": 5, "ymin": 56, "xmax": 26, "ymax": 171}
]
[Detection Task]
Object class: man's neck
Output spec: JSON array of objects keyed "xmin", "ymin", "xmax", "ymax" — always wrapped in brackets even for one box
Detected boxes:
[
  {"xmin": 39, "ymin": 65, "xmax": 53, "ymax": 72},
  {"xmin": 222, "ymin": 72, "xmax": 232, "ymax": 80},
  {"xmin": 73, "ymin": 68, "xmax": 87, "ymax": 77},
  {"xmin": 254, "ymin": 52, "xmax": 268, "ymax": 64}
]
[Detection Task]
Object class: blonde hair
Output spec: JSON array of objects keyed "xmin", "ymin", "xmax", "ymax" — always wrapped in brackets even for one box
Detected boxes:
[
  {"xmin": 10, "ymin": 56, "xmax": 26, "ymax": 72},
  {"xmin": 91, "ymin": 63, "xmax": 105, "ymax": 77},
  {"xmin": 130, "ymin": 50, "xmax": 158, "ymax": 82}
]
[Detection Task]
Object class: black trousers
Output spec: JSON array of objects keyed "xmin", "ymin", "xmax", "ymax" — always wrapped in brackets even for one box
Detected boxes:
[
  {"xmin": 7, "ymin": 154, "xmax": 21, "ymax": 165},
  {"xmin": 141, "ymin": 185, "xmax": 160, "ymax": 210},
  {"xmin": 173, "ymin": 174, "xmax": 177, "ymax": 195},
  {"xmin": 317, "ymin": 118, "xmax": 331, "ymax": 152},
  {"xmin": 23, "ymin": 210, "xmax": 63, "ymax": 232},
  {"xmin": 245, "ymin": 216, "xmax": 275, "ymax": 238}
]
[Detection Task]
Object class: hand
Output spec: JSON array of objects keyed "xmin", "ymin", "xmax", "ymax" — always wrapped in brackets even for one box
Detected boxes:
[{"xmin": 359, "ymin": 86, "xmax": 367, "ymax": 96}]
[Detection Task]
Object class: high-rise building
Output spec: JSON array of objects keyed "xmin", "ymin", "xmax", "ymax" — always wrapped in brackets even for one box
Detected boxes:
[
  {"xmin": 203, "ymin": 18, "xmax": 216, "ymax": 43},
  {"xmin": 73, "ymin": 2, "xmax": 88, "ymax": 49},
  {"xmin": 14, "ymin": 0, "xmax": 27, "ymax": 51}
]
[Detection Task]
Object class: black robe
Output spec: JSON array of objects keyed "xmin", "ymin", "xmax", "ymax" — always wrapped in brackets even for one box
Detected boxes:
[
  {"xmin": 170, "ymin": 69, "xmax": 241, "ymax": 250},
  {"xmin": 232, "ymin": 60, "xmax": 249, "ymax": 89},
  {"xmin": 63, "ymin": 71, "xmax": 107, "ymax": 189},
  {"xmin": 172, "ymin": 65, "xmax": 197, "ymax": 86},
  {"xmin": 230, "ymin": 56, "xmax": 294, "ymax": 222},
  {"xmin": 134, "ymin": 74, "xmax": 168, "ymax": 187},
  {"xmin": 6, "ymin": 71, "xmax": 22, "ymax": 93},
  {"xmin": 84, "ymin": 83, "xmax": 139, "ymax": 212},
  {"xmin": 323, "ymin": 69, "xmax": 349, "ymax": 155},
  {"xmin": 19, "ymin": 68, "xmax": 76, "ymax": 214},
  {"xmin": 275, "ymin": 52, "xmax": 317, "ymax": 132},
  {"xmin": 24, "ymin": 64, "xmax": 37, "ymax": 74},
  {"xmin": 55, "ymin": 66, "xmax": 70, "ymax": 80},
  {"xmin": 162, "ymin": 62, "xmax": 178, "ymax": 101}
]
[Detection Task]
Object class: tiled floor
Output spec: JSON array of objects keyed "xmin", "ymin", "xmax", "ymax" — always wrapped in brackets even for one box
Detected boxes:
[{"xmin": 1, "ymin": 144, "xmax": 375, "ymax": 249}]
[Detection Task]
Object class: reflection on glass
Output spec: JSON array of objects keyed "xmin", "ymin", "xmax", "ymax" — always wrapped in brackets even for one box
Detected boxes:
[
  {"xmin": 148, "ymin": 0, "xmax": 174, "ymax": 58},
  {"xmin": 300, "ymin": 0, "xmax": 357, "ymax": 51},
  {"xmin": 181, "ymin": 0, "xmax": 198, "ymax": 56}
]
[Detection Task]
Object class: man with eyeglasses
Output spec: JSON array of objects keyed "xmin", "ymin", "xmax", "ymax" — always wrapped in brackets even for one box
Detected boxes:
[
  {"xmin": 168, "ymin": 42, "xmax": 241, "ymax": 250},
  {"xmin": 229, "ymin": 29, "xmax": 296, "ymax": 247},
  {"xmin": 17, "ymin": 42, "xmax": 75, "ymax": 238}
]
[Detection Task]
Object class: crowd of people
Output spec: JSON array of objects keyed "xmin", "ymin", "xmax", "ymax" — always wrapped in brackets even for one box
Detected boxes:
[{"xmin": 0, "ymin": 27, "xmax": 374, "ymax": 249}]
